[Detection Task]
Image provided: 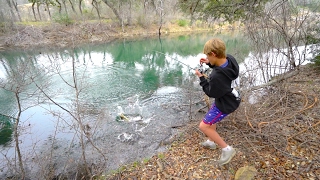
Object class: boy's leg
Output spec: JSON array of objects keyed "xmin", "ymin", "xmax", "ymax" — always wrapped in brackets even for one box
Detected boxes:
[
  {"xmin": 206, "ymin": 123, "xmax": 216, "ymax": 141},
  {"xmin": 199, "ymin": 122, "xmax": 236, "ymax": 165},
  {"xmin": 199, "ymin": 122, "xmax": 227, "ymax": 148},
  {"xmin": 199, "ymin": 104, "xmax": 236, "ymax": 165}
]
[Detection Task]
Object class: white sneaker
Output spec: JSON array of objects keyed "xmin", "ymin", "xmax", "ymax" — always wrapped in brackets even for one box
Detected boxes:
[
  {"xmin": 217, "ymin": 147, "xmax": 236, "ymax": 165},
  {"xmin": 200, "ymin": 140, "xmax": 217, "ymax": 150}
]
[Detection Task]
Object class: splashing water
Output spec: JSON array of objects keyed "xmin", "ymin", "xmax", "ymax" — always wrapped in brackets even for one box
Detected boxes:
[{"xmin": 115, "ymin": 95, "xmax": 153, "ymax": 144}]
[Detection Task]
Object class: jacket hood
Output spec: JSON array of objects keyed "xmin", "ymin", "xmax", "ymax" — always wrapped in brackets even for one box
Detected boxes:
[{"xmin": 218, "ymin": 54, "xmax": 239, "ymax": 81}]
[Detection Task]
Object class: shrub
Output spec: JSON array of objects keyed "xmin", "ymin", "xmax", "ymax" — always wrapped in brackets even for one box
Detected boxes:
[
  {"xmin": 53, "ymin": 14, "xmax": 73, "ymax": 25},
  {"xmin": 82, "ymin": 9, "xmax": 96, "ymax": 20},
  {"xmin": 177, "ymin": 19, "xmax": 188, "ymax": 27},
  {"xmin": 313, "ymin": 55, "xmax": 320, "ymax": 68}
]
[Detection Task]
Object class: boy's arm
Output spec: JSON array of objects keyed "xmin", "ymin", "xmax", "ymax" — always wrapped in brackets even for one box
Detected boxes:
[{"xmin": 199, "ymin": 76, "xmax": 227, "ymax": 98}]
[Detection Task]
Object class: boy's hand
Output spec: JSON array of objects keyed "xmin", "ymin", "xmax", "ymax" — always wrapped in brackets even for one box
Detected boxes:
[
  {"xmin": 195, "ymin": 69, "xmax": 203, "ymax": 77},
  {"xmin": 200, "ymin": 58, "xmax": 209, "ymax": 65}
]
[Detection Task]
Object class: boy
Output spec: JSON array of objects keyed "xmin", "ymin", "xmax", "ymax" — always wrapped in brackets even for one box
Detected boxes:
[{"xmin": 195, "ymin": 38, "xmax": 241, "ymax": 165}]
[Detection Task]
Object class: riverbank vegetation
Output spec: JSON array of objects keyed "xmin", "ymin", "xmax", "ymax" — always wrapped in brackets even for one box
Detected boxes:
[{"xmin": 0, "ymin": 0, "xmax": 320, "ymax": 179}]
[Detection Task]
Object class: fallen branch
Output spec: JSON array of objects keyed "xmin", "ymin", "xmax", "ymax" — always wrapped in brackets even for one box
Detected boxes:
[
  {"xmin": 244, "ymin": 106, "xmax": 255, "ymax": 131},
  {"xmin": 258, "ymin": 93, "xmax": 318, "ymax": 132},
  {"xmin": 195, "ymin": 156, "xmax": 210, "ymax": 162},
  {"xmin": 248, "ymin": 70, "xmax": 299, "ymax": 91},
  {"xmin": 287, "ymin": 119, "xmax": 320, "ymax": 140}
]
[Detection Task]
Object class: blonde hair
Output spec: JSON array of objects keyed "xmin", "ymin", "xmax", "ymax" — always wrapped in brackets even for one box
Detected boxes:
[{"xmin": 203, "ymin": 38, "xmax": 226, "ymax": 58}]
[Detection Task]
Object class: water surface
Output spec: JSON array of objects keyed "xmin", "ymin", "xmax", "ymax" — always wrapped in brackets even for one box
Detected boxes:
[{"xmin": 0, "ymin": 32, "xmax": 252, "ymax": 177}]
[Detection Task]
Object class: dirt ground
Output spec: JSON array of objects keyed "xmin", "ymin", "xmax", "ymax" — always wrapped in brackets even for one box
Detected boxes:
[{"xmin": 1, "ymin": 23, "xmax": 319, "ymax": 180}]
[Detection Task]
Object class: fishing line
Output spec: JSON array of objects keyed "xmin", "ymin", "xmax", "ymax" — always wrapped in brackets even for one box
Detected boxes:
[
  {"xmin": 153, "ymin": 50, "xmax": 208, "ymax": 77},
  {"xmin": 154, "ymin": 51, "xmax": 197, "ymax": 71}
]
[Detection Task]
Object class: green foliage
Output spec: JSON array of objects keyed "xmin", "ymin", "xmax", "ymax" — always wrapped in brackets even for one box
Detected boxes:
[
  {"xmin": 52, "ymin": 14, "xmax": 73, "ymax": 25},
  {"xmin": 313, "ymin": 55, "xmax": 320, "ymax": 68},
  {"xmin": 0, "ymin": 115, "xmax": 13, "ymax": 145},
  {"xmin": 177, "ymin": 19, "xmax": 188, "ymax": 27},
  {"xmin": 0, "ymin": 22, "xmax": 6, "ymax": 33},
  {"xmin": 0, "ymin": 22, "xmax": 19, "ymax": 33},
  {"xmin": 296, "ymin": 0, "xmax": 320, "ymax": 13},
  {"xmin": 143, "ymin": 158, "xmax": 150, "ymax": 164},
  {"xmin": 132, "ymin": 161, "xmax": 139, "ymax": 168},
  {"xmin": 306, "ymin": 23, "xmax": 320, "ymax": 45},
  {"xmin": 158, "ymin": 153, "xmax": 165, "ymax": 159},
  {"xmin": 178, "ymin": 0, "xmax": 270, "ymax": 23},
  {"xmin": 108, "ymin": 165, "xmax": 126, "ymax": 175},
  {"xmin": 16, "ymin": 21, "xmax": 51, "ymax": 26},
  {"xmin": 82, "ymin": 8, "xmax": 96, "ymax": 20}
]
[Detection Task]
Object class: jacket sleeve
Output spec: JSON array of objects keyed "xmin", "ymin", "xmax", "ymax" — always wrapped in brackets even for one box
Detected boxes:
[{"xmin": 199, "ymin": 75, "xmax": 228, "ymax": 98}]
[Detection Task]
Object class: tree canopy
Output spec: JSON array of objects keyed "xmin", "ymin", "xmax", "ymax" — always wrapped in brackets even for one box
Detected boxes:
[{"xmin": 179, "ymin": 0, "xmax": 271, "ymax": 23}]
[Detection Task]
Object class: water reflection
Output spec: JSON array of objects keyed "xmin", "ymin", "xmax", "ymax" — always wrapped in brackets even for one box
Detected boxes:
[
  {"xmin": 240, "ymin": 45, "xmax": 314, "ymax": 86},
  {"xmin": 0, "ymin": 32, "xmax": 251, "ymax": 177}
]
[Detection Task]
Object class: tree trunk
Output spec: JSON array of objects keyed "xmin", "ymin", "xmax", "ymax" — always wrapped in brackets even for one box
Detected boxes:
[
  {"xmin": 101, "ymin": 0, "xmax": 123, "ymax": 24},
  {"xmin": 144, "ymin": 0, "xmax": 147, "ymax": 14},
  {"xmin": 79, "ymin": 0, "xmax": 83, "ymax": 15},
  {"xmin": 37, "ymin": 2, "xmax": 42, "ymax": 21},
  {"xmin": 190, "ymin": 0, "xmax": 200, "ymax": 26},
  {"xmin": 45, "ymin": 1, "xmax": 52, "ymax": 20},
  {"xmin": 31, "ymin": 2, "xmax": 37, "ymax": 21},
  {"xmin": 127, "ymin": 0, "xmax": 132, "ymax": 25},
  {"xmin": 6, "ymin": 0, "xmax": 17, "ymax": 22},
  {"xmin": 68, "ymin": 0, "xmax": 77, "ymax": 14},
  {"xmin": 92, "ymin": 0, "xmax": 101, "ymax": 20},
  {"xmin": 55, "ymin": 0, "xmax": 62, "ymax": 14},
  {"xmin": 62, "ymin": 0, "xmax": 68, "ymax": 16},
  {"xmin": 157, "ymin": 0, "xmax": 164, "ymax": 36},
  {"xmin": 11, "ymin": 0, "xmax": 21, "ymax": 22},
  {"xmin": 14, "ymin": 92, "xmax": 25, "ymax": 179}
]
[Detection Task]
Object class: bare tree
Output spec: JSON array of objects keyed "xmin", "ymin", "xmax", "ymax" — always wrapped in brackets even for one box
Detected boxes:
[
  {"xmin": 78, "ymin": 0, "xmax": 83, "ymax": 15},
  {"xmin": 245, "ymin": 0, "xmax": 320, "ymax": 83},
  {"xmin": 156, "ymin": 0, "xmax": 165, "ymax": 36},
  {"xmin": 178, "ymin": 0, "xmax": 202, "ymax": 26},
  {"xmin": 92, "ymin": 0, "xmax": 101, "ymax": 20},
  {"xmin": 30, "ymin": 0, "xmax": 38, "ymax": 21},
  {"xmin": 5, "ymin": 0, "xmax": 20, "ymax": 22},
  {"xmin": 0, "ymin": 56, "xmax": 45, "ymax": 179},
  {"xmin": 37, "ymin": 1, "xmax": 42, "ymax": 20},
  {"xmin": 44, "ymin": 0, "xmax": 53, "ymax": 20},
  {"xmin": 68, "ymin": 0, "xmax": 77, "ymax": 14},
  {"xmin": 62, "ymin": 0, "xmax": 69, "ymax": 16},
  {"xmin": 31, "ymin": 50, "xmax": 107, "ymax": 178},
  {"xmin": 55, "ymin": 0, "xmax": 62, "ymax": 14},
  {"xmin": 10, "ymin": 0, "xmax": 21, "ymax": 22},
  {"xmin": 189, "ymin": 0, "xmax": 200, "ymax": 26},
  {"xmin": 127, "ymin": 0, "xmax": 132, "ymax": 25},
  {"xmin": 101, "ymin": 0, "xmax": 123, "ymax": 25}
]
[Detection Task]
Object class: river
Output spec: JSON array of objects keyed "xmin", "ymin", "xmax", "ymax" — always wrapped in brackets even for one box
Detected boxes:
[{"xmin": 2, "ymin": 31, "xmax": 313, "ymax": 178}]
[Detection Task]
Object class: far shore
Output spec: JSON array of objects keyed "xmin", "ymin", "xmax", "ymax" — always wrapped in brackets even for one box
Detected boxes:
[{"xmin": 0, "ymin": 21, "xmax": 241, "ymax": 51}]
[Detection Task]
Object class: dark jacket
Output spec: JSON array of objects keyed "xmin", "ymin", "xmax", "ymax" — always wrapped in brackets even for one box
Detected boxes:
[{"xmin": 199, "ymin": 54, "xmax": 240, "ymax": 114}]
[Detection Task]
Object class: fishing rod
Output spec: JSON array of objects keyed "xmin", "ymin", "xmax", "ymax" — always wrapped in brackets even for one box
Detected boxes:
[
  {"xmin": 154, "ymin": 51, "xmax": 197, "ymax": 71},
  {"xmin": 153, "ymin": 50, "xmax": 207, "ymax": 75}
]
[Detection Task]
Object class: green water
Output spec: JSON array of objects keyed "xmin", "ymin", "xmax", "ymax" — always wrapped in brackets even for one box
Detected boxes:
[{"xmin": 0, "ymin": 32, "xmax": 251, "ymax": 176}]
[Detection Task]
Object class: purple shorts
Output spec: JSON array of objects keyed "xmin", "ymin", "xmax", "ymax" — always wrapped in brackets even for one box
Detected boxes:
[{"xmin": 203, "ymin": 104, "xmax": 228, "ymax": 125}]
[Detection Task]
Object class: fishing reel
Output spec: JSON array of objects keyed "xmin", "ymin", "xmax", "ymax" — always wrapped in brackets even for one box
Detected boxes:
[{"xmin": 197, "ymin": 64, "xmax": 205, "ymax": 74}]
